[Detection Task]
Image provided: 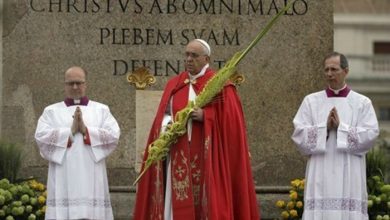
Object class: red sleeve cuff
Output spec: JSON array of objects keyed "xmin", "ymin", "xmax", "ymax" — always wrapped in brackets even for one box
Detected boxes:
[
  {"xmin": 83, "ymin": 128, "xmax": 91, "ymax": 146},
  {"xmin": 67, "ymin": 137, "xmax": 72, "ymax": 148}
]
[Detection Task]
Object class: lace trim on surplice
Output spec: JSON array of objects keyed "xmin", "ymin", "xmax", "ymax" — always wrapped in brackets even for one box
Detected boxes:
[
  {"xmin": 305, "ymin": 198, "xmax": 367, "ymax": 215},
  {"xmin": 98, "ymin": 129, "xmax": 109, "ymax": 147},
  {"xmin": 347, "ymin": 127, "xmax": 358, "ymax": 150},
  {"xmin": 40, "ymin": 130, "xmax": 59, "ymax": 157},
  {"xmin": 305, "ymin": 127, "xmax": 318, "ymax": 152},
  {"xmin": 47, "ymin": 198, "xmax": 111, "ymax": 208}
]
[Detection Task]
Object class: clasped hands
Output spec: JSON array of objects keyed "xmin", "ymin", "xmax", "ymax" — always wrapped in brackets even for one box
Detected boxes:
[
  {"xmin": 327, "ymin": 107, "xmax": 339, "ymax": 131},
  {"xmin": 71, "ymin": 106, "xmax": 87, "ymax": 136}
]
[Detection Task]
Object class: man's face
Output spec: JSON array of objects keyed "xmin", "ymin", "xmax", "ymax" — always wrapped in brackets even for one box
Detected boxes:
[
  {"xmin": 324, "ymin": 56, "xmax": 348, "ymax": 90},
  {"xmin": 64, "ymin": 67, "xmax": 87, "ymax": 99},
  {"xmin": 184, "ymin": 41, "xmax": 209, "ymax": 75}
]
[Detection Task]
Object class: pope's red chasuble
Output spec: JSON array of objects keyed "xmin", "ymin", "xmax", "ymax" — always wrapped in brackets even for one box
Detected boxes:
[{"xmin": 134, "ymin": 69, "xmax": 260, "ymax": 220}]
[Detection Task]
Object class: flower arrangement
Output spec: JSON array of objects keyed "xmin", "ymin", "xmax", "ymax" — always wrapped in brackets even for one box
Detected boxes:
[
  {"xmin": 275, "ymin": 179, "xmax": 305, "ymax": 220},
  {"xmin": 366, "ymin": 145, "xmax": 390, "ymax": 220},
  {"xmin": 367, "ymin": 175, "xmax": 390, "ymax": 220},
  {"xmin": 0, "ymin": 178, "xmax": 47, "ymax": 220}
]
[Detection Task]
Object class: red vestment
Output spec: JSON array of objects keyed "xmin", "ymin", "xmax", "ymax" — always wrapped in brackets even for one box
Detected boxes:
[{"xmin": 134, "ymin": 69, "xmax": 260, "ymax": 220}]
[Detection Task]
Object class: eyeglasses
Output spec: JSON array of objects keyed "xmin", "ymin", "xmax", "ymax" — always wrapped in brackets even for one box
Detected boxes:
[
  {"xmin": 65, "ymin": 81, "xmax": 85, "ymax": 86},
  {"xmin": 185, "ymin": 52, "xmax": 207, "ymax": 58}
]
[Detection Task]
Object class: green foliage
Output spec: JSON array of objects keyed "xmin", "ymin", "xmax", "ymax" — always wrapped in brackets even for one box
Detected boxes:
[
  {"xmin": 0, "ymin": 178, "xmax": 47, "ymax": 220},
  {"xmin": 367, "ymin": 146, "xmax": 388, "ymax": 194},
  {"xmin": 0, "ymin": 141, "xmax": 22, "ymax": 183},
  {"xmin": 366, "ymin": 142, "xmax": 390, "ymax": 220},
  {"xmin": 367, "ymin": 175, "xmax": 390, "ymax": 220},
  {"xmin": 367, "ymin": 132, "xmax": 389, "ymax": 181}
]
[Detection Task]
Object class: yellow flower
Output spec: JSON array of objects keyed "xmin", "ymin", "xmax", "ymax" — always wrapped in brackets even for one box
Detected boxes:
[
  {"xmin": 29, "ymin": 181, "xmax": 39, "ymax": 190},
  {"xmin": 38, "ymin": 196, "xmax": 46, "ymax": 204},
  {"xmin": 289, "ymin": 191, "xmax": 298, "ymax": 200},
  {"xmin": 289, "ymin": 209, "xmax": 298, "ymax": 217},
  {"xmin": 299, "ymin": 179, "xmax": 305, "ymax": 190},
  {"xmin": 296, "ymin": 201, "xmax": 303, "ymax": 208},
  {"xmin": 41, "ymin": 205, "xmax": 47, "ymax": 213},
  {"xmin": 291, "ymin": 179, "xmax": 301, "ymax": 188},
  {"xmin": 38, "ymin": 183, "xmax": 45, "ymax": 191},
  {"xmin": 287, "ymin": 201, "xmax": 295, "ymax": 209},
  {"xmin": 281, "ymin": 211, "xmax": 289, "ymax": 219},
  {"xmin": 29, "ymin": 180, "xmax": 38, "ymax": 185},
  {"xmin": 276, "ymin": 200, "xmax": 286, "ymax": 208}
]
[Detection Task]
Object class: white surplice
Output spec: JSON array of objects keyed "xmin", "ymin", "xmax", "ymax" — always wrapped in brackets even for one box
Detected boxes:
[
  {"xmin": 35, "ymin": 101, "xmax": 120, "ymax": 220},
  {"xmin": 292, "ymin": 90, "xmax": 379, "ymax": 220}
]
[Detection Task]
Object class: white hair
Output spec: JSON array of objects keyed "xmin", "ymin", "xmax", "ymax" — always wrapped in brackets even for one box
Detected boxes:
[{"xmin": 194, "ymin": 39, "xmax": 211, "ymax": 56}]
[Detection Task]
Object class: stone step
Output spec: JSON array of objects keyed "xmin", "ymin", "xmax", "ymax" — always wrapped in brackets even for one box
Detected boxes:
[{"xmin": 110, "ymin": 186, "xmax": 291, "ymax": 220}]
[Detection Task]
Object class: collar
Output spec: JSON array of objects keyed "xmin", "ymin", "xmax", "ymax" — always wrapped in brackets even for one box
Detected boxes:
[
  {"xmin": 186, "ymin": 64, "xmax": 209, "ymax": 83},
  {"xmin": 326, "ymin": 85, "xmax": 350, "ymax": 97},
  {"xmin": 64, "ymin": 96, "xmax": 89, "ymax": 106}
]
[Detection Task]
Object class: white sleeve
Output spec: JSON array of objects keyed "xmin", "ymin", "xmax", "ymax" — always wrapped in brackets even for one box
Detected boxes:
[
  {"xmin": 336, "ymin": 99, "xmax": 379, "ymax": 155},
  {"xmin": 88, "ymin": 107, "xmax": 120, "ymax": 162},
  {"xmin": 34, "ymin": 108, "xmax": 69, "ymax": 165},
  {"xmin": 161, "ymin": 97, "xmax": 172, "ymax": 132},
  {"xmin": 291, "ymin": 97, "xmax": 328, "ymax": 155}
]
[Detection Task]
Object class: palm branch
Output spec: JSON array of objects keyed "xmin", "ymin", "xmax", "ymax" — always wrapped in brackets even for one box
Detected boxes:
[{"xmin": 134, "ymin": 0, "xmax": 296, "ymax": 185}]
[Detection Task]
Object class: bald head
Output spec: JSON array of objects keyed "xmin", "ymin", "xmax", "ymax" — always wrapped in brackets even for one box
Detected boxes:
[{"xmin": 65, "ymin": 66, "xmax": 87, "ymax": 79}]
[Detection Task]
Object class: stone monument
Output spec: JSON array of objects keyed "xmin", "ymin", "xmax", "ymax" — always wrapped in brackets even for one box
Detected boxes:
[{"xmin": 1, "ymin": 0, "xmax": 332, "ymax": 219}]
